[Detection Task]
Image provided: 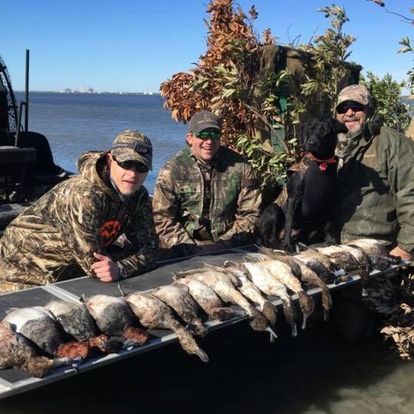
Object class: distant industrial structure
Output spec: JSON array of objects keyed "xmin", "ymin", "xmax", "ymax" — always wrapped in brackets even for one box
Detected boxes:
[{"xmin": 61, "ymin": 87, "xmax": 158, "ymax": 95}]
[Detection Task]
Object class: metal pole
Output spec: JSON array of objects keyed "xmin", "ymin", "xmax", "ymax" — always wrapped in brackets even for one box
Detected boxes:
[{"xmin": 24, "ymin": 49, "xmax": 29, "ymax": 132}]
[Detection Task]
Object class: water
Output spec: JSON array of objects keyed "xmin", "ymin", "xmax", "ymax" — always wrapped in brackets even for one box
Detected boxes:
[
  {"xmin": 15, "ymin": 92, "xmax": 187, "ymax": 193},
  {"xmin": 0, "ymin": 322, "xmax": 413, "ymax": 414},
  {"xmin": 2, "ymin": 93, "xmax": 414, "ymax": 413}
]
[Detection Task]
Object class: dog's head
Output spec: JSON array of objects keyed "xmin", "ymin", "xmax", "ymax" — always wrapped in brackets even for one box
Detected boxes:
[{"xmin": 300, "ymin": 117, "xmax": 348, "ymax": 159}]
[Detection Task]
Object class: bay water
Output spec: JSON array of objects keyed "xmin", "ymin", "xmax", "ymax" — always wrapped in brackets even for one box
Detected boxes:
[
  {"xmin": 15, "ymin": 92, "xmax": 187, "ymax": 194},
  {"xmin": 1, "ymin": 92, "xmax": 414, "ymax": 414}
]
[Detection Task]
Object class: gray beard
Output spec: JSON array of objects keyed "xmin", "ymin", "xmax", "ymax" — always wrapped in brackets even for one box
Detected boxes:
[{"xmin": 336, "ymin": 126, "xmax": 363, "ymax": 158}]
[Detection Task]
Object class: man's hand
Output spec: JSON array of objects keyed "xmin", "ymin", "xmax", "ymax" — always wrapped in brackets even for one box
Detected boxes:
[
  {"xmin": 91, "ymin": 252, "xmax": 120, "ymax": 282},
  {"xmin": 389, "ymin": 246, "xmax": 413, "ymax": 262}
]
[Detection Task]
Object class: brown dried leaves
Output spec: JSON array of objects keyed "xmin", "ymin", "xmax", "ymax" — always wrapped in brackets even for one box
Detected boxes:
[
  {"xmin": 381, "ymin": 302, "xmax": 414, "ymax": 360},
  {"xmin": 160, "ymin": 0, "xmax": 274, "ymax": 143}
]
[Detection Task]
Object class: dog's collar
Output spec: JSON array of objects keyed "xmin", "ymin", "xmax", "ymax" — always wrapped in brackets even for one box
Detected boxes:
[{"xmin": 304, "ymin": 152, "xmax": 337, "ymax": 172}]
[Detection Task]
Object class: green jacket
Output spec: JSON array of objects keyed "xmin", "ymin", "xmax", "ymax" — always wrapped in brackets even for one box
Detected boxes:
[
  {"xmin": 0, "ymin": 151, "xmax": 159, "ymax": 292},
  {"xmin": 152, "ymin": 146, "xmax": 261, "ymax": 249},
  {"xmin": 336, "ymin": 122, "xmax": 414, "ymax": 253}
]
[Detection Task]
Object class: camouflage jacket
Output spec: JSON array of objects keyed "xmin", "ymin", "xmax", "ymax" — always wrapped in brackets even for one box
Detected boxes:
[
  {"xmin": 152, "ymin": 146, "xmax": 261, "ymax": 249},
  {"xmin": 336, "ymin": 123, "xmax": 414, "ymax": 253},
  {"xmin": 0, "ymin": 151, "xmax": 159, "ymax": 292}
]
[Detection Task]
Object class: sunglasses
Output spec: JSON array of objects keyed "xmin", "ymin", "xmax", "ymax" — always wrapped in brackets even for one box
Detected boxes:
[
  {"xmin": 194, "ymin": 130, "xmax": 221, "ymax": 140},
  {"xmin": 113, "ymin": 157, "xmax": 149, "ymax": 173},
  {"xmin": 337, "ymin": 103, "xmax": 366, "ymax": 114}
]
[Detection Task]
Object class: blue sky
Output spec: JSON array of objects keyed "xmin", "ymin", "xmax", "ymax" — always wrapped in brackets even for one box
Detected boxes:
[{"xmin": 1, "ymin": 0, "xmax": 413, "ymax": 93}]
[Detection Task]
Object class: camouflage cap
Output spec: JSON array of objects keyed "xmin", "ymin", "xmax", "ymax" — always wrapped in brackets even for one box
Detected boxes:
[
  {"xmin": 188, "ymin": 110, "xmax": 221, "ymax": 135},
  {"xmin": 110, "ymin": 129, "xmax": 152, "ymax": 169},
  {"xmin": 336, "ymin": 84, "xmax": 372, "ymax": 108}
]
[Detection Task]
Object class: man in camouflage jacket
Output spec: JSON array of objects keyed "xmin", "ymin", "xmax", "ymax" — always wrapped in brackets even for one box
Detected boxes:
[
  {"xmin": 335, "ymin": 85, "xmax": 414, "ymax": 261},
  {"xmin": 0, "ymin": 130, "xmax": 159, "ymax": 292},
  {"xmin": 152, "ymin": 110, "xmax": 261, "ymax": 257}
]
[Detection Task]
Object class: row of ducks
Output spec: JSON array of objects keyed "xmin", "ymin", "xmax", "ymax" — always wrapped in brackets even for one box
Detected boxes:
[{"xmin": 0, "ymin": 239, "xmax": 399, "ymax": 378}]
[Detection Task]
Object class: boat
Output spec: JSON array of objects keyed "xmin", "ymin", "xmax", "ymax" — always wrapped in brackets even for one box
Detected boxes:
[
  {"xmin": 0, "ymin": 51, "xmax": 69, "ymax": 225},
  {"xmin": 0, "ymin": 243, "xmax": 407, "ymax": 401}
]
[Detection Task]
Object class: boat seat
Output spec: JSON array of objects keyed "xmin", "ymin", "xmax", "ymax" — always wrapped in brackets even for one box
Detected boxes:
[
  {"xmin": 25, "ymin": 171, "xmax": 71, "ymax": 186},
  {"xmin": 0, "ymin": 146, "xmax": 37, "ymax": 202}
]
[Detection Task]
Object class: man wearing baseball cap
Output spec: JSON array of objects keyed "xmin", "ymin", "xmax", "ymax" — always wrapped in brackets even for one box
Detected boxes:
[
  {"xmin": 152, "ymin": 110, "xmax": 261, "ymax": 257},
  {"xmin": 0, "ymin": 129, "xmax": 159, "ymax": 292},
  {"xmin": 335, "ymin": 84, "xmax": 414, "ymax": 261}
]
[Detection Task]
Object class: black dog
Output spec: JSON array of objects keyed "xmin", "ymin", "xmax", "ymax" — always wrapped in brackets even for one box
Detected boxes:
[
  {"xmin": 259, "ymin": 117, "xmax": 348, "ymax": 251},
  {"xmin": 258, "ymin": 199, "xmax": 285, "ymax": 249}
]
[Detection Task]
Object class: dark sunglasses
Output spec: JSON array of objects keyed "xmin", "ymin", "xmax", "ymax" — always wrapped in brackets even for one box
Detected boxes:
[
  {"xmin": 194, "ymin": 130, "xmax": 221, "ymax": 140},
  {"xmin": 337, "ymin": 103, "xmax": 366, "ymax": 114},
  {"xmin": 113, "ymin": 157, "xmax": 149, "ymax": 173}
]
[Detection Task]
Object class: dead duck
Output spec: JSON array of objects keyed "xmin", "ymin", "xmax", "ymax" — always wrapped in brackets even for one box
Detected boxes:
[
  {"xmin": 152, "ymin": 283, "xmax": 207, "ymax": 336},
  {"xmin": 346, "ymin": 238, "xmax": 399, "ymax": 271},
  {"xmin": 46, "ymin": 299, "xmax": 111, "ymax": 357},
  {"xmin": 221, "ymin": 261, "xmax": 278, "ymax": 328},
  {"xmin": 3, "ymin": 306, "xmax": 68, "ymax": 357},
  {"xmin": 2, "ymin": 306, "xmax": 89, "ymax": 361},
  {"xmin": 293, "ymin": 259, "xmax": 332, "ymax": 320},
  {"xmin": 0, "ymin": 321, "xmax": 71, "ymax": 378},
  {"xmin": 241, "ymin": 261, "xmax": 298, "ymax": 336},
  {"xmin": 256, "ymin": 248, "xmax": 332, "ymax": 320},
  {"xmin": 340, "ymin": 244, "xmax": 372, "ymax": 279},
  {"xmin": 175, "ymin": 276, "xmax": 244, "ymax": 321},
  {"xmin": 245, "ymin": 254, "xmax": 315, "ymax": 330},
  {"xmin": 316, "ymin": 245, "xmax": 361, "ymax": 274},
  {"xmin": 176, "ymin": 266, "xmax": 277, "ymax": 340},
  {"xmin": 45, "ymin": 300, "xmax": 99, "ymax": 342},
  {"xmin": 125, "ymin": 291, "xmax": 209, "ymax": 362},
  {"xmin": 84, "ymin": 294, "xmax": 149, "ymax": 349},
  {"xmin": 84, "ymin": 294, "xmax": 134, "ymax": 336},
  {"xmin": 294, "ymin": 248, "xmax": 338, "ymax": 283}
]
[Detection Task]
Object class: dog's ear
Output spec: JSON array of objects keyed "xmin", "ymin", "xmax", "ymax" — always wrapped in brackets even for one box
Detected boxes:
[{"xmin": 332, "ymin": 119, "xmax": 348, "ymax": 134}]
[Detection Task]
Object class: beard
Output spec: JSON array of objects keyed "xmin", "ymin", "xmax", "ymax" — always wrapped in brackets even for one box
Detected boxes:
[{"xmin": 336, "ymin": 124, "xmax": 363, "ymax": 159}]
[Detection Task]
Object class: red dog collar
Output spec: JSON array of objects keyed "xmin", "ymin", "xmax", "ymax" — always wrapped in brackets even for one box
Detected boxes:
[{"xmin": 304, "ymin": 152, "xmax": 337, "ymax": 172}]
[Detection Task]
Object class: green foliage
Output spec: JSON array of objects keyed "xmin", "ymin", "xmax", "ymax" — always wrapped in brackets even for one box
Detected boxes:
[
  {"xmin": 399, "ymin": 36, "xmax": 414, "ymax": 93},
  {"xmin": 399, "ymin": 36, "xmax": 413, "ymax": 54},
  {"xmin": 236, "ymin": 133, "xmax": 298, "ymax": 186},
  {"xmin": 235, "ymin": 4, "xmax": 357, "ymax": 186},
  {"xmin": 298, "ymin": 5, "xmax": 356, "ymax": 115},
  {"xmin": 362, "ymin": 72, "xmax": 411, "ymax": 133},
  {"xmin": 397, "ymin": 8, "xmax": 414, "ymax": 93},
  {"xmin": 161, "ymin": 2, "xmax": 357, "ymax": 190}
]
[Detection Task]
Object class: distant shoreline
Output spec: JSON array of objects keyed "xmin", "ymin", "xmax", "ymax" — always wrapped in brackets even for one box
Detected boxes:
[{"xmin": 15, "ymin": 91, "xmax": 161, "ymax": 96}]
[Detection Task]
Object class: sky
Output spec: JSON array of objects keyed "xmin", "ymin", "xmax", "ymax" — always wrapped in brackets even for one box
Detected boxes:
[{"xmin": 1, "ymin": 0, "xmax": 413, "ymax": 93}]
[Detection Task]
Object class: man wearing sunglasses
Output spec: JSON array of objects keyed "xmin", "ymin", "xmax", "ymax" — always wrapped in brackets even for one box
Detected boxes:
[
  {"xmin": 0, "ymin": 129, "xmax": 159, "ymax": 292},
  {"xmin": 334, "ymin": 84, "xmax": 414, "ymax": 261},
  {"xmin": 153, "ymin": 110, "xmax": 261, "ymax": 257}
]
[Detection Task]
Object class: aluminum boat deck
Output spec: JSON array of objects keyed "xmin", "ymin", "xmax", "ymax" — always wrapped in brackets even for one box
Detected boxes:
[{"xmin": 0, "ymin": 245, "xmax": 406, "ymax": 400}]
